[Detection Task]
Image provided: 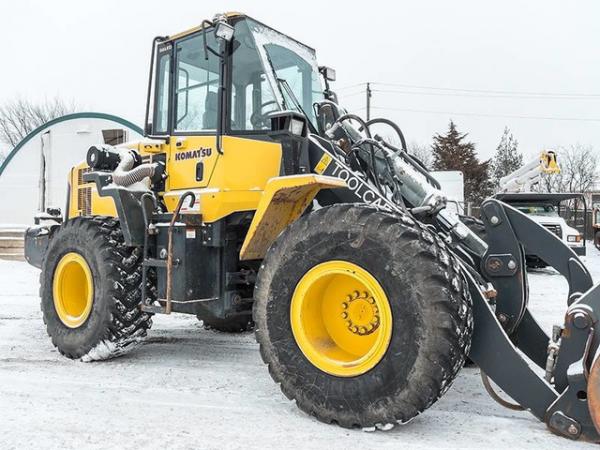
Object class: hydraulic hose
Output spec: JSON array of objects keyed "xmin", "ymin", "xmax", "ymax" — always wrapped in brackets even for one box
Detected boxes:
[{"xmin": 364, "ymin": 117, "xmax": 407, "ymax": 151}]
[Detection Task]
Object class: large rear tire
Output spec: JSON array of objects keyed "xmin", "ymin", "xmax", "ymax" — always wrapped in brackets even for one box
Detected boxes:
[
  {"xmin": 40, "ymin": 216, "xmax": 152, "ymax": 361},
  {"xmin": 254, "ymin": 204, "xmax": 473, "ymax": 429}
]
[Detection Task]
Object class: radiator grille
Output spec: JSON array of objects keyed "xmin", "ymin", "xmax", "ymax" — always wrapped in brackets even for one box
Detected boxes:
[
  {"xmin": 542, "ymin": 223, "xmax": 562, "ymax": 239},
  {"xmin": 77, "ymin": 187, "xmax": 92, "ymax": 215},
  {"xmin": 77, "ymin": 167, "xmax": 91, "ymax": 185}
]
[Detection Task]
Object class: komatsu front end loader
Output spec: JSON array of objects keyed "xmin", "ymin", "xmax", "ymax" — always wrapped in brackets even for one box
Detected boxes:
[{"xmin": 24, "ymin": 12, "xmax": 600, "ymax": 440}]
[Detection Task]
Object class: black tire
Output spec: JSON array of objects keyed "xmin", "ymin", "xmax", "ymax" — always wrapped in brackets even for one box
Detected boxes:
[
  {"xmin": 199, "ymin": 315, "xmax": 254, "ymax": 332},
  {"xmin": 40, "ymin": 216, "xmax": 152, "ymax": 361},
  {"xmin": 525, "ymin": 255, "xmax": 548, "ymax": 269},
  {"xmin": 254, "ymin": 204, "xmax": 473, "ymax": 429}
]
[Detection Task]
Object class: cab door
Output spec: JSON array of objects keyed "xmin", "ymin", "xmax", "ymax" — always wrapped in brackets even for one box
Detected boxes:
[
  {"xmin": 167, "ymin": 31, "xmax": 221, "ymax": 191},
  {"xmin": 160, "ymin": 23, "xmax": 284, "ymax": 220}
]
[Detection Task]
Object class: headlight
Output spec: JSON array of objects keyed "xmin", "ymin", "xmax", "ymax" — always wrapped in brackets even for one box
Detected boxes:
[
  {"xmin": 214, "ymin": 21, "xmax": 234, "ymax": 42},
  {"xmin": 567, "ymin": 234, "xmax": 582, "ymax": 243}
]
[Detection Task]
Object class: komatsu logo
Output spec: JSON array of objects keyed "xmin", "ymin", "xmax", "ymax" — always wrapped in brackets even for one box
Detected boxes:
[{"xmin": 175, "ymin": 147, "xmax": 212, "ymax": 161}]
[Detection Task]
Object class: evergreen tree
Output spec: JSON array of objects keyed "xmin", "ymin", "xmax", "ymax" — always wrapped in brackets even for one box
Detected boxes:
[
  {"xmin": 491, "ymin": 127, "xmax": 523, "ymax": 189},
  {"xmin": 432, "ymin": 120, "xmax": 493, "ymax": 206}
]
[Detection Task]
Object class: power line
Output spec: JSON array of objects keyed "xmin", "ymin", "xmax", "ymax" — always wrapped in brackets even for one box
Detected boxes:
[
  {"xmin": 338, "ymin": 91, "xmax": 364, "ymax": 98},
  {"xmin": 370, "ymin": 88, "xmax": 600, "ymax": 101},
  {"xmin": 372, "ymin": 82, "xmax": 600, "ymax": 99},
  {"xmin": 370, "ymin": 106, "xmax": 600, "ymax": 122},
  {"xmin": 335, "ymin": 82, "xmax": 367, "ymax": 91}
]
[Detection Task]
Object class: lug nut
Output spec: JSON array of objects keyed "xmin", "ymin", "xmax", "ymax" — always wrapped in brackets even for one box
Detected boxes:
[
  {"xmin": 490, "ymin": 216, "xmax": 499, "ymax": 225},
  {"xmin": 341, "ymin": 302, "xmax": 348, "ymax": 310},
  {"xmin": 341, "ymin": 312, "xmax": 348, "ymax": 319}
]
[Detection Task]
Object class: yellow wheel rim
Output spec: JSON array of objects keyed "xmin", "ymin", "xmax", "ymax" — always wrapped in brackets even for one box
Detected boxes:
[
  {"xmin": 290, "ymin": 260, "xmax": 393, "ymax": 377},
  {"xmin": 52, "ymin": 252, "xmax": 94, "ymax": 328}
]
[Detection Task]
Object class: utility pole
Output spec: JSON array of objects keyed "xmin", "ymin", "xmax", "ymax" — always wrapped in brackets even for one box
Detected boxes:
[{"xmin": 366, "ymin": 82, "xmax": 372, "ymax": 121}]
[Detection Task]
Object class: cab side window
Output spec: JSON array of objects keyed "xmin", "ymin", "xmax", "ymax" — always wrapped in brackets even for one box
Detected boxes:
[
  {"xmin": 153, "ymin": 48, "xmax": 171, "ymax": 134},
  {"xmin": 174, "ymin": 33, "xmax": 220, "ymax": 133}
]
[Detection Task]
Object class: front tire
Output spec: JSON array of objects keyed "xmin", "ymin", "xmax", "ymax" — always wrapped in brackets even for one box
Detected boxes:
[
  {"xmin": 40, "ymin": 216, "xmax": 152, "ymax": 361},
  {"xmin": 254, "ymin": 204, "xmax": 473, "ymax": 429}
]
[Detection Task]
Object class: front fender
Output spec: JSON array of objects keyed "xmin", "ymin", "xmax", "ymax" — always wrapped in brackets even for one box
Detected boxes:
[{"xmin": 239, "ymin": 175, "xmax": 345, "ymax": 261}]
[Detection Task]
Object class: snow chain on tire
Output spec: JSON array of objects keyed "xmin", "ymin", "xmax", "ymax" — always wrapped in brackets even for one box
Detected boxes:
[
  {"xmin": 254, "ymin": 204, "xmax": 473, "ymax": 429},
  {"xmin": 40, "ymin": 216, "xmax": 153, "ymax": 361}
]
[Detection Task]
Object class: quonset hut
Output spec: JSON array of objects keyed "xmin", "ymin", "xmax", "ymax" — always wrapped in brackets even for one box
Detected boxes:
[{"xmin": 0, "ymin": 113, "xmax": 142, "ymax": 226}]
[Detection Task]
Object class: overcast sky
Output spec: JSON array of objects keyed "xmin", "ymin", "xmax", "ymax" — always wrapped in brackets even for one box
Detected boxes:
[{"xmin": 1, "ymin": 0, "xmax": 598, "ymax": 160}]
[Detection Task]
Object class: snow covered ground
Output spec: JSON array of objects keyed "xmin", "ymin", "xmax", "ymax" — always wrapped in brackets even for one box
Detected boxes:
[{"xmin": 1, "ymin": 248, "xmax": 599, "ymax": 449}]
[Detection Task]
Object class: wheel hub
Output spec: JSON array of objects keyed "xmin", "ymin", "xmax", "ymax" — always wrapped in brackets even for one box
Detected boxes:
[{"xmin": 342, "ymin": 291, "xmax": 380, "ymax": 336}]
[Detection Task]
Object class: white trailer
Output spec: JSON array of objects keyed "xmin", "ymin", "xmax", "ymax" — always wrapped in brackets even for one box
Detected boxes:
[{"xmin": 0, "ymin": 113, "xmax": 142, "ymax": 226}]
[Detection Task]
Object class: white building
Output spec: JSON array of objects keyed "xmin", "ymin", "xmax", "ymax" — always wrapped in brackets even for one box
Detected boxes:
[{"xmin": 0, "ymin": 113, "xmax": 142, "ymax": 226}]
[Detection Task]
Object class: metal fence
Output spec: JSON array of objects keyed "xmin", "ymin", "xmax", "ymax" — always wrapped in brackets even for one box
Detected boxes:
[{"xmin": 559, "ymin": 208, "xmax": 594, "ymax": 239}]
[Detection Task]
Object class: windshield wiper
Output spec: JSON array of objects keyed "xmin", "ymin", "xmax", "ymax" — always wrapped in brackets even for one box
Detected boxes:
[
  {"xmin": 277, "ymin": 78, "xmax": 318, "ymax": 134},
  {"xmin": 262, "ymin": 45, "xmax": 317, "ymax": 134},
  {"xmin": 262, "ymin": 50, "xmax": 288, "ymax": 110}
]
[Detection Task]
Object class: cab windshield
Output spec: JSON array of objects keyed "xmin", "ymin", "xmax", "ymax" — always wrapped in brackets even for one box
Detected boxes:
[{"xmin": 230, "ymin": 18, "xmax": 323, "ymax": 131}]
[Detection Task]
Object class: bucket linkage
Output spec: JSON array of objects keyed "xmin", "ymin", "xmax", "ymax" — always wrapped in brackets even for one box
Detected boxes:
[{"xmin": 467, "ymin": 198, "xmax": 600, "ymax": 441}]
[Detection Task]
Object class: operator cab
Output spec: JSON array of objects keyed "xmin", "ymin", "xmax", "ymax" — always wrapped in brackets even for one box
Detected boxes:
[{"xmin": 146, "ymin": 13, "xmax": 326, "ymax": 141}]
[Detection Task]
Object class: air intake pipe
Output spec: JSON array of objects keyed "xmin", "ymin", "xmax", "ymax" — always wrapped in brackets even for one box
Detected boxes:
[{"xmin": 87, "ymin": 145, "xmax": 160, "ymax": 187}]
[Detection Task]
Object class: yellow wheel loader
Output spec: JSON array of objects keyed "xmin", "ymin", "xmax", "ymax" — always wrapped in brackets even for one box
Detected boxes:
[{"xmin": 23, "ymin": 12, "xmax": 600, "ymax": 439}]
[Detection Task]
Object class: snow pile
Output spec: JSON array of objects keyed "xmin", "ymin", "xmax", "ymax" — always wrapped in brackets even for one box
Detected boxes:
[{"xmin": 0, "ymin": 250, "xmax": 598, "ymax": 448}]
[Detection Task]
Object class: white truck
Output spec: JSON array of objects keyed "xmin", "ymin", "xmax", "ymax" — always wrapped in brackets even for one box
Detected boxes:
[{"xmin": 496, "ymin": 151, "xmax": 586, "ymax": 266}]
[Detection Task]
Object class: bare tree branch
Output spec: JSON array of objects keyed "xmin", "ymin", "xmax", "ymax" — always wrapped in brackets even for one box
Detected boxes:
[
  {"xmin": 0, "ymin": 97, "xmax": 79, "ymax": 148},
  {"xmin": 408, "ymin": 141, "xmax": 433, "ymax": 170}
]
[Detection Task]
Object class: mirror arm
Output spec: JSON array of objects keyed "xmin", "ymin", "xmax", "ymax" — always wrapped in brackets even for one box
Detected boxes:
[{"xmin": 201, "ymin": 20, "xmax": 215, "ymax": 60}]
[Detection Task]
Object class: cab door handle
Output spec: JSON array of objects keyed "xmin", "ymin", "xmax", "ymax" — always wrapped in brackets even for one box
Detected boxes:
[{"xmin": 196, "ymin": 161, "xmax": 204, "ymax": 182}]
